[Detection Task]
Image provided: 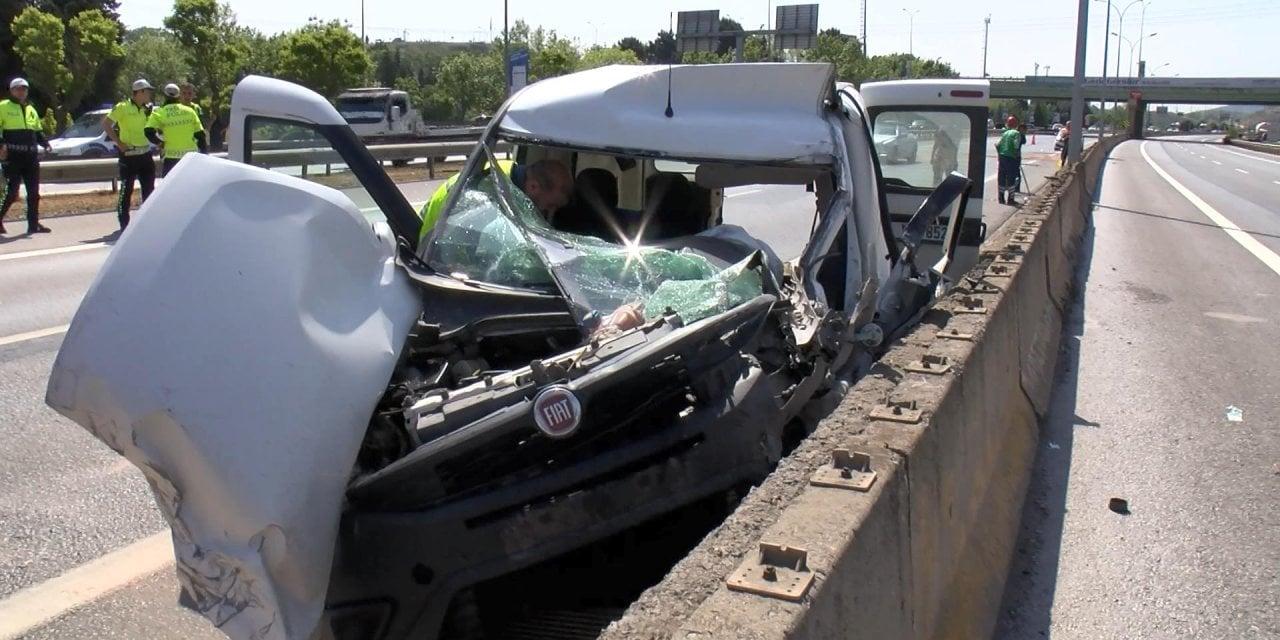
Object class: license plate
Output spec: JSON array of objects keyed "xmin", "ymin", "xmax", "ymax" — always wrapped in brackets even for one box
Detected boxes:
[{"xmin": 923, "ymin": 223, "xmax": 948, "ymax": 243}]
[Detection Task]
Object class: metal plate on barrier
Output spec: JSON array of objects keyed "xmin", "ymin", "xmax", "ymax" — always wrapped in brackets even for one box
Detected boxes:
[
  {"xmin": 810, "ymin": 449, "xmax": 877, "ymax": 492},
  {"xmin": 938, "ymin": 327, "xmax": 974, "ymax": 341},
  {"xmin": 906, "ymin": 354, "xmax": 952, "ymax": 375},
  {"xmin": 955, "ymin": 295, "xmax": 988, "ymax": 314},
  {"xmin": 726, "ymin": 543, "xmax": 814, "ymax": 601},
  {"xmin": 870, "ymin": 401, "xmax": 922, "ymax": 424}
]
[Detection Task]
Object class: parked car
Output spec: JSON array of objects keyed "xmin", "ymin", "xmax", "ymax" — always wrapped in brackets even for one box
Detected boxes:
[
  {"xmin": 873, "ymin": 119, "xmax": 919, "ymax": 163},
  {"xmin": 47, "ymin": 108, "xmax": 113, "ymax": 158},
  {"xmin": 47, "ymin": 66, "xmax": 990, "ymax": 640}
]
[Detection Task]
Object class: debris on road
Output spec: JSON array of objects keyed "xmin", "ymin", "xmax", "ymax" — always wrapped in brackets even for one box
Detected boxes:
[
  {"xmin": 1108, "ymin": 498, "xmax": 1131, "ymax": 515},
  {"xmin": 1226, "ymin": 405, "xmax": 1244, "ymax": 422}
]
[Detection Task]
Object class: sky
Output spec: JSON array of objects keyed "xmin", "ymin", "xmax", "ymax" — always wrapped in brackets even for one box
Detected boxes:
[{"xmin": 116, "ymin": 0, "xmax": 1278, "ymax": 80}]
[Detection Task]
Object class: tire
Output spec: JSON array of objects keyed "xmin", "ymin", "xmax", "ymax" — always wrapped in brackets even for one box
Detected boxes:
[{"xmin": 391, "ymin": 159, "xmax": 409, "ymax": 167}]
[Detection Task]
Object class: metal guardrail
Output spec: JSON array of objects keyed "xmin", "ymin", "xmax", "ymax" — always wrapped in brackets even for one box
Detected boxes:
[{"xmin": 38, "ymin": 138, "xmax": 497, "ymax": 186}]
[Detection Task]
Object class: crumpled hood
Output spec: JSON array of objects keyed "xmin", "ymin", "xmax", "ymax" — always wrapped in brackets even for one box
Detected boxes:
[{"xmin": 45, "ymin": 153, "xmax": 422, "ymax": 639}]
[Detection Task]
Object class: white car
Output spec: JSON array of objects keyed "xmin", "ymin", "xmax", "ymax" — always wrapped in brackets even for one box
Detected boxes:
[
  {"xmin": 48, "ymin": 67, "xmax": 990, "ymax": 640},
  {"xmin": 48, "ymin": 108, "xmax": 113, "ymax": 158}
]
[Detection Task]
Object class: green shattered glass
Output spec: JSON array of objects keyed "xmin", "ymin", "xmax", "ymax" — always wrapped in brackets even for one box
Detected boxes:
[{"xmin": 427, "ymin": 166, "xmax": 764, "ymax": 325}]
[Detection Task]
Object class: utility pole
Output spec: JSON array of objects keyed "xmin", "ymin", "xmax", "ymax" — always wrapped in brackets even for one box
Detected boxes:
[
  {"xmin": 1137, "ymin": 0, "xmax": 1150, "ymax": 75},
  {"xmin": 503, "ymin": 0, "xmax": 510, "ymax": 94},
  {"xmin": 902, "ymin": 9, "xmax": 918, "ymax": 57},
  {"xmin": 1034, "ymin": 62, "xmax": 1040, "ymax": 77},
  {"xmin": 1069, "ymin": 0, "xmax": 1088, "ymax": 164},
  {"xmin": 361, "ymin": 0, "xmax": 365, "ymax": 44},
  {"xmin": 862, "ymin": 0, "xmax": 868, "ymax": 56},
  {"xmin": 982, "ymin": 15, "xmax": 991, "ymax": 78}
]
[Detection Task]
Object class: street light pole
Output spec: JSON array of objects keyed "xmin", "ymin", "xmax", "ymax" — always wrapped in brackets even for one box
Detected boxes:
[
  {"xmin": 1069, "ymin": 0, "xmax": 1089, "ymax": 163},
  {"xmin": 1093, "ymin": 0, "xmax": 1112, "ymax": 139},
  {"xmin": 1137, "ymin": 1, "xmax": 1150, "ymax": 73},
  {"xmin": 982, "ymin": 15, "xmax": 991, "ymax": 78},
  {"xmin": 902, "ymin": 8, "xmax": 919, "ymax": 56},
  {"xmin": 361, "ymin": 0, "xmax": 365, "ymax": 44}
]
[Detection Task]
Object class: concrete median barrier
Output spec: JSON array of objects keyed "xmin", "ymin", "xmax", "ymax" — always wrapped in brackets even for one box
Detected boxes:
[
  {"xmin": 601, "ymin": 136, "xmax": 1128, "ymax": 640},
  {"xmin": 1225, "ymin": 138, "xmax": 1279, "ymax": 156}
]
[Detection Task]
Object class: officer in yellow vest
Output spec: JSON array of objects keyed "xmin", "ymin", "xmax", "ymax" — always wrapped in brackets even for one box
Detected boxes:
[
  {"xmin": 417, "ymin": 158, "xmax": 573, "ymax": 242},
  {"xmin": 146, "ymin": 83, "xmax": 207, "ymax": 176},
  {"xmin": 0, "ymin": 78, "xmax": 53, "ymax": 234},
  {"xmin": 103, "ymin": 79, "xmax": 157, "ymax": 231}
]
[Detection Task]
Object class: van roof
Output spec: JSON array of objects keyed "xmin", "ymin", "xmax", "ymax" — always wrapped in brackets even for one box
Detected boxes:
[{"xmin": 498, "ymin": 63, "xmax": 839, "ymax": 165}]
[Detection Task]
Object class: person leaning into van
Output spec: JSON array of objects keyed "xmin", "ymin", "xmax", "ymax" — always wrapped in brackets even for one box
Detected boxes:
[
  {"xmin": 104, "ymin": 79, "xmax": 157, "ymax": 232},
  {"xmin": 0, "ymin": 78, "xmax": 53, "ymax": 234},
  {"xmin": 146, "ymin": 83, "xmax": 207, "ymax": 177}
]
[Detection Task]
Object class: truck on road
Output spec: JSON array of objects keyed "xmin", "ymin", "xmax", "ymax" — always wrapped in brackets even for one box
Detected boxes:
[
  {"xmin": 1241, "ymin": 122, "xmax": 1269, "ymax": 142},
  {"xmin": 335, "ymin": 87, "xmax": 480, "ymax": 145}
]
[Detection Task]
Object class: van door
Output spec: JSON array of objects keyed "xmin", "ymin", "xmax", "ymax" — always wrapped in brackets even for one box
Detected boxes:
[
  {"xmin": 857, "ymin": 79, "xmax": 990, "ymax": 277},
  {"xmin": 229, "ymin": 76, "xmax": 423, "ymax": 247}
]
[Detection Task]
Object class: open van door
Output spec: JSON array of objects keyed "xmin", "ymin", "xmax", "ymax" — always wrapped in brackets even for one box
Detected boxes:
[
  {"xmin": 47, "ymin": 76, "xmax": 427, "ymax": 640},
  {"xmin": 858, "ymin": 79, "xmax": 990, "ymax": 277}
]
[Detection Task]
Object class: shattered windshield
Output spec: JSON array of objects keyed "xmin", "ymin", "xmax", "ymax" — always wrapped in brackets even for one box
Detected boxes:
[{"xmin": 425, "ymin": 152, "xmax": 765, "ymax": 327}]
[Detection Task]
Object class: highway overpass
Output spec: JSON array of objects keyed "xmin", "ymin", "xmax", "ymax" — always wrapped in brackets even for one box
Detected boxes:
[{"xmin": 988, "ymin": 76, "xmax": 1280, "ymax": 105}]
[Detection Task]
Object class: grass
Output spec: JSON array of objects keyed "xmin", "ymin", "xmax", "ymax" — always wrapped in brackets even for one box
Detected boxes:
[{"xmin": 0, "ymin": 161, "xmax": 464, "ymax": 222}]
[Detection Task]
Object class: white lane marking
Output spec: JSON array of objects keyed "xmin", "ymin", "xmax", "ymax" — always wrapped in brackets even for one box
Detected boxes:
[
  {"xmin": 0, "ymin": 531, "xmax": 174, "ymax": 640},
  {"xmin": 1140, "ymin": 141, "xmax": 1280, "ymax": 278},
  {"xmin": 1212, "ymin": 160, "xmax": 1222, "ymax": 165},
  {"xmin": 1198, "ymin": 154, "xmax": 1206, "ymax": 159},
  {"xmin": 1274, "ymin": 180, "xmax": 1280, "ymax": 186},
  {"xmin": 726, "ymin": 188, "xmax": 762, "ymax": 198},
  {"xmin": 1235, "ymin": 168, "xmax": 1250, "ymax": 175},
  {"xmin": 0, "ymin": 324, "xmax": 70, "ymax": 347},
  {"xmin": 0, "ymin": 242, "xmax": 109, "ymax": 262},
  {"xmin": 1217, "ymin": 146, "xmax": 1280, "ymax": 166}
]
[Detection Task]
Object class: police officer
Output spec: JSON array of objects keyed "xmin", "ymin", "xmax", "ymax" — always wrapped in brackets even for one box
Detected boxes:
[
  {"xmin": 103, "ymin": 79, "xmax": 157, "ymax": 231},
  {"xmin": 0, "ymin": 78, "xmax": 53, "ymax": 234},
  {"xmin": 146, "ymin": 83, "xmax": 207, "ymax": 177}
]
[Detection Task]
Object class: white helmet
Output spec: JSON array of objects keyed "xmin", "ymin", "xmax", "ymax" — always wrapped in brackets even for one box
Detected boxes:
[{"xmin": 163, "ymin": 83, "xmax": 181, "ymax": 98}]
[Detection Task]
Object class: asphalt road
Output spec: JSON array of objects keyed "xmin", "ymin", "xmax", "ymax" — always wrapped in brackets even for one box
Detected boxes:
[
  {"xmin": 995, "ymin": 137, "xmax": 1280, "ymax": 638},
  {"xmin": 0, "ymin": 147, "xmax": 1066, "ymax": 639}
]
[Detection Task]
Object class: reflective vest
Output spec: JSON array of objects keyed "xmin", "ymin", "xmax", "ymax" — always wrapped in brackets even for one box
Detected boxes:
[
  {"xmin": 147, "ymin": 102, "xmax": 204, "ymax": 159},
  {"xmin": 418, "ymin": 159, "xmax": 516, "ymax": 242}
]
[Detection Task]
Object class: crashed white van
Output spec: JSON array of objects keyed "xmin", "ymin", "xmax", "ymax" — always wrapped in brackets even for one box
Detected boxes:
[{"xmin": 47, "ymin": 64, "xmax": 990, "ymax": 640}]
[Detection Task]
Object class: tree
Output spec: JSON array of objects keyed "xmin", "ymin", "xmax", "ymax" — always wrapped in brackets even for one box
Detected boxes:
[
  {"xmin": 236, "ymin": 26, "xmax": 283, "ymax": 82},
  {"xmin": 35, "ymin": 0, "xmax": 121, "ymax": 21},
  {"xmin": 277, "ymin": 19, "xmax": 370, "ymax": 98},
  {"xmin": 41, "ymin": 107, "xmax": 57, "ymax": 136},
  {"xmin": 434, "ymin": 53, "xmax": 504, "ymax": 120},
  {"xmin": 646, "ymin": 30, "xmax": 677, "ymax": 64},
  {"xmin": 800, "ymin": 28, "xmax": 864, "ymax": 80},
  {"xmin": 11, "ymin": 7, "xmax": 71, "ymax": 117},
  {"xmin": 64, "ymin": 9, "xmax": 123, "ymax": 116},
  {"xmin": 579, "ymin": 46, "xmax": 640, "ymax": 70},
  {"xmin": 681, "ymin": 50, "xmax": 729, "ymax": 65},
  {"xmin": 117, "ymin": 29, "xmax": 192, "ymax": 97},
  {"xmin": 742, "ymin": 35, "xmax": 771, "ymax": 62},
  {"xmin": 164, "ymin": 0, "xmax": 246, "ymax": 118},
  {"xmin": 717, "ymin": 17, "xmax": 743, "ymax": 56},
  {"xmin": 616, "ymin": 37, "xmax": 647, "ymax": 62}
]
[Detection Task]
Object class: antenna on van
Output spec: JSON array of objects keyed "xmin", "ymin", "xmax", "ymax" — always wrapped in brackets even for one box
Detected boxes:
[{"xmin": 664, "ymin": 11, "xmax": 675, "ymax": 118}]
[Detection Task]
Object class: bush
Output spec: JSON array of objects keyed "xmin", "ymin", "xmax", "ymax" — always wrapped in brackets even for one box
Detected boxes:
[{"xmin": 41, "ymin": 108, "xmax": 57, "ymax": 137}]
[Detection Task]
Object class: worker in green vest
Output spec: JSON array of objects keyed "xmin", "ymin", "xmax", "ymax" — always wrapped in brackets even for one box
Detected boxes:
[
  {"xmin": 104, "ymin": 79, "xmax": 157, "ymax": 231},
  {"xmin": 147, "ymin": 83, "xmax": 207, "ymax": 176},
  {"xmin": 418, "ymin": 158, "xmax": 573, "ymax": 243},
  {"xmin": 0, "ymin": 78, "xmax": 53, "ymax": 234}
]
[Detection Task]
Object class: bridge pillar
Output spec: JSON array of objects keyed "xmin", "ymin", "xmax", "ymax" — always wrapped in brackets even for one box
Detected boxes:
[{"xmin": 1128, "ymin": 92, "xmax": 1146, "ymax": 139}]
